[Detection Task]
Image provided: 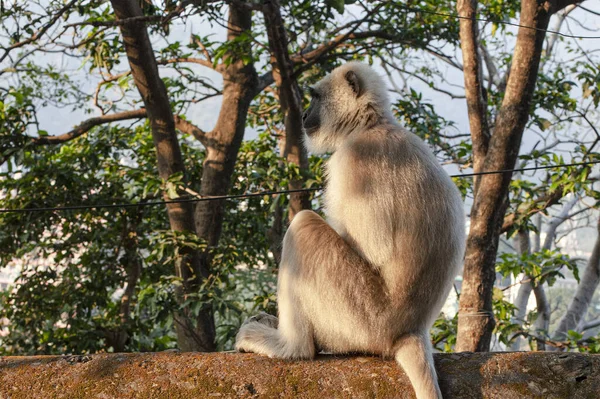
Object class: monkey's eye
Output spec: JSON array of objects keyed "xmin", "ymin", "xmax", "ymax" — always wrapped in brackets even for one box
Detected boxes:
[{"xmin": 308, "ymin": 87, "xmax": 320, "ymax": 100}]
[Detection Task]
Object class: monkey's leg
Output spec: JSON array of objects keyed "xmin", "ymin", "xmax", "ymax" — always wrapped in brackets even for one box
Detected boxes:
[
  {"xmin": 235, "ymin": 211, "xmax": 320, "ymax": 359},
  {"xmin": 394, "ymin": 334, "xmax": 442, "ymax": 399},
  {"xmin": 236, "ymin": 210, "xmax": 383, "ymax": 359}
]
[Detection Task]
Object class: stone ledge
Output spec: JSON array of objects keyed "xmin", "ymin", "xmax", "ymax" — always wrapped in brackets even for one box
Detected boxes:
[{"xmin": 0, "ymin": 351, "xmax": 598, "ymax": 398}]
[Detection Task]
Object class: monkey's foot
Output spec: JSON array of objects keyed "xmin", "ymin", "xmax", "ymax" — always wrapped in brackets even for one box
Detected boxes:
[
  {"xmin": 235, "ymin": 312, "xmax": 279, "ymax": 355},
  {"xmin": 241, "ymin": 312, "xmax": 279, "ymax": 328}
]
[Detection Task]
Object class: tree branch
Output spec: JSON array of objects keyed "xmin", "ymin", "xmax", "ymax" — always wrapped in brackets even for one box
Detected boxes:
[
  {"xmin": 185, "ymin": 0, "xmax": 264, "ymax": 12},
  {"xmin": 0, "ymin": 0, "xmax": 78, "ymax": 64},
  {"xmin": 32, "ymin": 109, "xmax": 147, "ymax": 145},
  {"xmin": 157, "ymin": 57, "xmax": 214, "ymax": 70},
  {"xmin": 256, "ymin": 71, "xmax": 275, "ymax": 94},
  {"xmin": 542, "ymin": 195, "xmax": 579, "ymax": 250},
  {"xmin": 579, "ymin": 4, "xmax": 600, "ymax": 16},
  {"xmin": 263, "ymin": 0, "xmax": 311, "ymax": 219},
  {"xmin": 173, "ymin": 115, "xmax": 208, "ymax": 147},
  {"xmin": 383, "ymin": 59, "xmax": 466, "ymax": 99},
  {"xmin": 582, "ymin": 319, "xmax": 600, "ymax": 332},
  {"xmin": 554, "ymin": 0, "xmax": 585, "ymax": 14},
  {"xmin": 545, "ymin": 4, "xmax": 578, "ymax": 62},
  {"xmin": 66, "ymin": 4, "xmax": 186, "ymax": 29},
  {"xmin": 501, "ymin": 189, "xmax": 563, "ymax": 233},
  {"xmin": 288, "ymin": 3, "xmax": 388, "ymax": 73}
]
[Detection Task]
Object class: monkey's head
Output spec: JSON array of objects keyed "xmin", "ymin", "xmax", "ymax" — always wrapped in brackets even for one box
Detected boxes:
[{"xmin": 302, "ymin": 62, "xmax": 392, "ymax": 154}]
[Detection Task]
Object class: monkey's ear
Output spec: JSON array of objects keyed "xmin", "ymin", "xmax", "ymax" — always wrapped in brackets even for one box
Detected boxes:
[{"xmin": 345, "ymin": 70, "xmax": 363, "ymax": 97}]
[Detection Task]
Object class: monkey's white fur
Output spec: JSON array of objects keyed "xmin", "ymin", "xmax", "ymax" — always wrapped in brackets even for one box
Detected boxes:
[{"xmin": 236, "ymin": 62, "xmax": 465, "ymax": 399}]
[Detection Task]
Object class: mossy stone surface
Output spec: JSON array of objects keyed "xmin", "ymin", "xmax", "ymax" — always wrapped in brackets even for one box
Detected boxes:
[{"xmin": 1, "ymin": 352, "xmax": 599, "ymax": 398}]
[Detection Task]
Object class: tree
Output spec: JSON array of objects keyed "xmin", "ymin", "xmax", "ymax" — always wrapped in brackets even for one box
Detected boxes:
[
  {"xmin": 1, "ymin": 0, "xmax": 458, "ymax": 353},
  {"xmin": 109, "ymin": 0, "xmax": 216, "ymax": 352},
  {"xmin": 455, "ymin": 0, "xmax": 585, "ymax": 352},
  {"xmin": 1, "ymin": 0, "xmax": 599, "ymax": 356}
]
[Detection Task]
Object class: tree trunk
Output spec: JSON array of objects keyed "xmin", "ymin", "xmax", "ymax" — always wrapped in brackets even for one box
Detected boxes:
[
  {"xmin": 110, "ymin": 0, "xmax": 215, "ymax": 352},
  {"xmin": 553, "ymin": 216, "xmax": 600, "ymax": 343},
  {"xmin": 263, "ymin": 0, "xmax": 311, "ymax": 221},
  {"xmin": 193, "ymin": 6, "xmax": 258, "ymax": 284},
  {"xmin": 457, "ymin": 0, "xmax": 490, "ymax": 196},
  {"xmin": 456, "ymin": 0, "xmax": 554, "ymax": 352},
  {"xmin": 266, "ymin": 201, "xmax": 284, "ymax": 265},
  {"xmin": 511, "ymin": 281, "xmax": 533, "ymax": 350},
  {"xmin": 510, "ymin": 231, "xmax": 533, "ymax": 350},
  {"xmin": 532, "ymin": 282, "xmax": 550, "ymax": 350}
]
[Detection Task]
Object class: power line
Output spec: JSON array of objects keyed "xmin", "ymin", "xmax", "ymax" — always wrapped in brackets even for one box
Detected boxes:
[
  {"xmin": 453, "ymin": 160, "xmax": 600, "ymax": 178},
  {"xmin": 0, "ymin": 188, "xmax": 321, "ymax": 214},
  {"xmin": 395, "ymin": 4, "xmax": 600, "ymax": 40},
  {"xmin": 2, "ymin": 160, "xmax": 599, "ymax": 214}
]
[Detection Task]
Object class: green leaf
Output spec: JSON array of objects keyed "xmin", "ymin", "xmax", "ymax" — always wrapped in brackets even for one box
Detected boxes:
[
  {"xmin": 539, "ymin": 118, "xmax": 552, "ymax": 131},
  {"xmin": 491, "ymin": 23, "xmax": 498, "ymax": 36},
  {"xmin": 328, "ymin": 0, "xmax": 345, "ymax": 14}
]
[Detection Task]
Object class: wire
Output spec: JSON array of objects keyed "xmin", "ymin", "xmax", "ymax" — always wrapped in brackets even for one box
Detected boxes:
[
  {"xmin": 452, "ymin": 160, "xmax": 600, "ymax": 178},
  {"xmin": 0, "ymin": 188, "xmax": 321, "ymax": 214},
  {"xmin": 2, "ymin": 160, "xmax": 599, "ymax": 214},
  {"xmin": 395, "ymin": 4, "xmax": 600, "ymax": 40}
]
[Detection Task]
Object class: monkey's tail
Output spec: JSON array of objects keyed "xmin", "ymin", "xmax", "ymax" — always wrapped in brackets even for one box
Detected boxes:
[
  {"xmin": 394, "ymin": 333, "xmax": 443, "ymax": 399},
  {"xmin": 235, "ymin": 320, "xmax": 315, "ymax": 360}
]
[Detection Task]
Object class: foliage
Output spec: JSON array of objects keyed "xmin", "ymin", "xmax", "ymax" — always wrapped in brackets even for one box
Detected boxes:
[
  {"xmin": 0, "ymin": 123, "xmax": 323, "ymax": 353},
  {"xmin": 497, "ymin": 250, "xmax": 579, "ymax": 288},
  {"xmin": 1, "ymin": 0, "xmax": 600, "ymax": 356},
  {"xmin": 431, "ymin": 313, "xmax": 458, "ymax": 352}
]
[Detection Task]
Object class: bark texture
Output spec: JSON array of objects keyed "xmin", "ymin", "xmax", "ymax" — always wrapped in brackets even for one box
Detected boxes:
[
  {"xmin": 457, "ymin": 0, "xmax": 490, "ymax": 196},
  {"xmin": 553, "ymin": 217, "xmax": 600, "ymax": 342},
  {"xmin": 193, "ymin": 6, "xmax": 258, "ymax": 274},
  {"xmin": 263, "ymin": 0, "xmax": 311, "ymax": 222},
  {"xmin": 456, "ymin": 0, "xmax": 555, "ymax": 352},
  {"xmin": 1, "ymin": 352, "xmax": 599, "ymax": 398},
  {"xmin": 110, "ymin": 0, "xmax": 215, "ymax": 352}
]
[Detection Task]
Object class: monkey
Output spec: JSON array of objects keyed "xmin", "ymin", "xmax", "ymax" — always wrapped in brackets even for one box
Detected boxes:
[{"xmin": 235, "ymin": 62, "xmax": 465, "ymax": 399}]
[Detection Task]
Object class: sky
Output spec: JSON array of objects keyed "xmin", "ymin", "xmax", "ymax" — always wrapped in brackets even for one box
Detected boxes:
[
  {"xmin": 5, "ymin": 1, "xmax": 600, "ymax": 256},
  {"xmin": 32, "ymin": 3, "xmax": 600, "ymax": 153}
]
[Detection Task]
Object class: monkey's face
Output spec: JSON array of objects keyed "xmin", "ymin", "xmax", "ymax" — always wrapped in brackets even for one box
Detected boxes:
[
  {"xmin": 302, "ymin": 62, "xmax": 387, "ymax": 155},
  {"xmin": 302, "ymin": 86, "xmax": 322, "ymax": 137},
  {"xmin": 302, "ymin": 71, "xmax": 360, "ymax": 154}
]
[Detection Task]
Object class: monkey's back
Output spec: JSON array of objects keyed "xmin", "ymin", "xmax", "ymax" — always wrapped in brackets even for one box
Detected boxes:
[{"xmin": 324, "ymin": 122, "xmax": 465, "ymax": 333}]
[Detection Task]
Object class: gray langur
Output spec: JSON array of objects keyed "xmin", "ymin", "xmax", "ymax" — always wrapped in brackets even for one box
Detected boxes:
[{"xmin": 235, "ymin": 62, "xmax": 465, "ymax": 399}]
